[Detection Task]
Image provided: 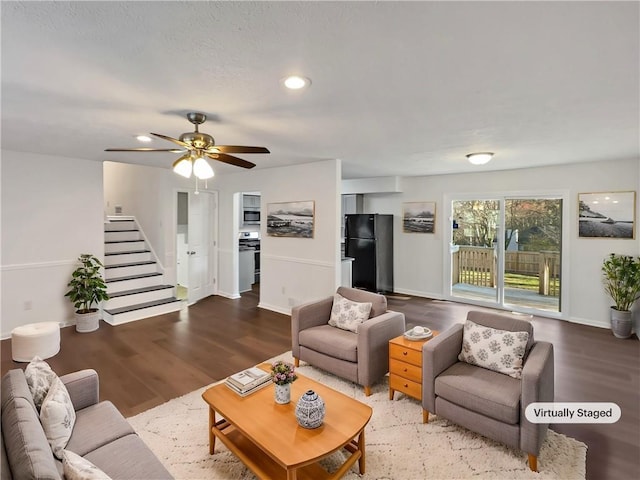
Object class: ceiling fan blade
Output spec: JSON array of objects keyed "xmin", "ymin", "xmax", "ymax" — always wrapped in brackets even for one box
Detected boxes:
[
  {"xmin": 105, "ymin": 147, "xmax": 184, "ymax": 152},
  {"xmin": 150, "ymin": 132, "xmax": 192, "ymax": 149},
  {"xmin": 206, "ymin": 152, "xmax": 256, "ymax": 169},
  {"xmin": 206, "ymin": 145, "xmax": 270, "ymax": 154}
]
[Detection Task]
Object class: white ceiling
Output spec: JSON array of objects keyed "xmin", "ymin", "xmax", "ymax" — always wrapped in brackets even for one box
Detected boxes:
[{"xmin": 1, "ymin": 1, "xmax": 638, "ymax": 179}]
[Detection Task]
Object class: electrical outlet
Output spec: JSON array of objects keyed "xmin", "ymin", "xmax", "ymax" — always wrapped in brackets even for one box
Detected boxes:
[
  {"xmin": 281, "ymin": 286, "xmax": 286, "ymax": 295},
  {"xmin": 24, "ymin": 301, "xmax": 32, "ymax": 311}
]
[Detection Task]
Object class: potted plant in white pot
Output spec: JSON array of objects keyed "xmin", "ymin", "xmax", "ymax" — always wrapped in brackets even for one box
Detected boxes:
[
  {"xmin": 65, "ymin": 254, "xmax": 109, "ymax": 333},
  {"xmin": 602, "ymin": 253, "xmax": 640, "ymax": 339}
]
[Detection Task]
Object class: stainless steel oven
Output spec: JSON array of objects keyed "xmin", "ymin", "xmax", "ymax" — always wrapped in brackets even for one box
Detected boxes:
[{"xmin": 239, "ymin": 232, "xmax": 260, "ymax": 283}]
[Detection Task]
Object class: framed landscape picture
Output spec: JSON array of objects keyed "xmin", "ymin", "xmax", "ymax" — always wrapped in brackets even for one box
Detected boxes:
[
  {"xmin": 267, "ymin": 200, "xmax": 315, "ymax": 238},
  {"xmin": 403, "ymin": 201, "xmax": 436, "ymax": 233},
  {"xmin": 578, "ymin": 191, "xmax": 636, "ymax": 239}
]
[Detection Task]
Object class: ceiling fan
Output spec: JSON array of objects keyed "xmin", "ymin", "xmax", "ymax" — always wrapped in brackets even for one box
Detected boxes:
[{"xmin": 105, "ymin": 112, "xmax": 269, "ymax": 179}]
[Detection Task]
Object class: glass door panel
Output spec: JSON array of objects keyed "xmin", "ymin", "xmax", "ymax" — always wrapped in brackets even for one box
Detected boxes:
[
  {"xmin": 450, "ymin": 196, "xmax": 563, "ymax": 315},
  {"xmin": 503, "ymin": 198, "xmax": 562, "ymax": 312},
  {"xmin": 451, "ymin": 200, "xmax": 500, "ymax": 304}
]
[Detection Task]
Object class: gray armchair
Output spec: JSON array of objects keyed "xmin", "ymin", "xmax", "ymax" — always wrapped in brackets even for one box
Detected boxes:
[
  {"xmin": 292, "ymin": 286, "xmax": 405, "ymax": 396},
  {"xmin": 422, "ymin": 310, "xmax": 554, "ymax": 472}
]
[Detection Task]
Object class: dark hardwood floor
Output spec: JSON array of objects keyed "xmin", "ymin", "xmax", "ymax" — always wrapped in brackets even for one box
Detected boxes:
[{"xmin": 2, "ymin": 287, "xmax": 638, "ymax": 479}]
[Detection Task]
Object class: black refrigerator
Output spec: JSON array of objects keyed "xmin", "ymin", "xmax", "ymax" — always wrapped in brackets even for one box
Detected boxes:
[{"xmin": 344, "ymin": 214, "xmax": 394, "ymax": 293}]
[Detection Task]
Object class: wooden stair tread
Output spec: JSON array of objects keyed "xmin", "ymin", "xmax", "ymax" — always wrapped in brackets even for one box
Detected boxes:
[
  {"xmin": 107, "ymin": 285, "xmax": 174, "ymax": 298},
  {"xmin": 104, "ymin": 297, "xmax": 181, "ymax": 315},
  {"xmin": 106, "ymin": 272, "xmax": 162, "ymax": 283},
  {"xmin": 105, "ymin": 261, "xmax": 156, "ymax": 269},
  {"xmin": 105, "ymin": 250, "xmax": 150, "ymax": 256}
]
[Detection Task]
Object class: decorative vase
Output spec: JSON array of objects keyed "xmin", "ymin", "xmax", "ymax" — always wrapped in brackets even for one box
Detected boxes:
[
  {"xmin": 75, "ymin": 310, "xmax": 100, "ymax": 333},
  {"xmin": 610, "ymin": 308, "xmax": 633, "ymax": 339},
  {"xmin": 274, "ymin": 383, "xmax": 291, "ymax": 404},
  {"xmin": 295, "ymin": 389, "xmax": 325, "ymax": 429}
]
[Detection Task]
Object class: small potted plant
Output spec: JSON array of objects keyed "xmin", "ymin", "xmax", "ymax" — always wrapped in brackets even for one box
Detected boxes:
[
  {"xmin": 602, "ymin": 253, "xmax": 640, "ymax": 338},
  {"xmin": 65, "ymin": 254, "xmax": 109, "ymax": 333},
  {"xmin": 271, "ymin": 360, "xmax": 297, "ymax": 404}
]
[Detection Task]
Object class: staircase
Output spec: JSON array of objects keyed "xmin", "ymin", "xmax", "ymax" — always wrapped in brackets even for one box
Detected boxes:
[{"xmin": 102, "ymin": 217, "xmax": 182, "ymax": 325}]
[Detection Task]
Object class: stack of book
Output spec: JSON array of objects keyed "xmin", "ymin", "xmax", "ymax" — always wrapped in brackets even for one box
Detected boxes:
[{"xmin": 225, "ymin": 366, "xmax": 272, "ymax": 397}]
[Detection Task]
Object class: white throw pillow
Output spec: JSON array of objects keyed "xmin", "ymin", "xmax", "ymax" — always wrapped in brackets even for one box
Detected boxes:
[
  {"xmin": 25, "ymin": 356, "xmax": 58, "ymax": 411},
  {"xmin": 328, "ymin": 293, "xmax": 373, "ymax": 333},
  {"xmin": 62, "ymin": 450, "xmax": 113, "ymax": 480},
  {"xmin": 458, "ymin": 320, "xmax": 530, "ymax": 379},
  {"xmin": 40, "ymin": 377, "xmax": 76, "ymax": 459}
]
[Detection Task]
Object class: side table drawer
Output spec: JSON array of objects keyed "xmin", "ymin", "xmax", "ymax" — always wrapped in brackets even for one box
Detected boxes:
[
  {"xmin": 389, "ymin": 343, "xmax": 422, "ymax": 366},
  {"xmin": 389, "ymin": 374, "xmax": 422, "ymax": 400},
  {"xmin": 389, "ymin": 358, "xmax": 422, "ymax": 383}
]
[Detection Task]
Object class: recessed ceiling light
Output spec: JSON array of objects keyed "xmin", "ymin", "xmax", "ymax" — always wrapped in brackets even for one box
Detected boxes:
[
  {"xmin": 136, "ymin": 135, "xmax": 152, "ymax": 143},
  {"xmin": 283, "ymin": 75, "xmax": 311, "ymax": 90},
  {"xmin": 466, "ymin": 152, "xmax": 494, "ymax": 165}
]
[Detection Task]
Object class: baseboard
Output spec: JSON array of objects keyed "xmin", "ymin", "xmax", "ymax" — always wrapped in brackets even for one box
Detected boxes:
[
  {"xmin": 258, "ymin": 302, "xmax": 291, "ymax": 316},
  {"xmin": 392, "ymin": 287, "xmax": 444, "ymax": 300},
  {"xmin": 216, "ymin": 291, "xmax": 241, "ymax": 300}
]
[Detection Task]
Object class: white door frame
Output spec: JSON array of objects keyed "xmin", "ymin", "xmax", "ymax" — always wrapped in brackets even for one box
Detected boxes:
[
  {"xmin": 173, "ymin": 188, "xmax": 219, "ymax": 305},
  {"xmin": 443, "ymin": 189, "xmax": 571, "ymax": 319}
]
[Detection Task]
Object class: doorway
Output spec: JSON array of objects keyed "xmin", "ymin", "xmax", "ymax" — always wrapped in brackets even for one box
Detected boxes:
[
  {"xmin": 448, "ymin": 195, "xmax": 563, "ymax": 314},
  {"xmin": 238, "ymin": 191, "xmax": 261, "ymax": 295},
  {"xmin": 175, "ymin": 190, "xmax": 218, "ymax": 305}
]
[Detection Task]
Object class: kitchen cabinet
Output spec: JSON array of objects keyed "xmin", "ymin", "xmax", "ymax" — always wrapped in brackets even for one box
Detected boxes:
[
  {"xmin": 243, "ymin": 195, "xmax": 260, "ymax": 208},
  {"xmin": 341, "ymin": 257, "xmax": 353, "ymax": 287},
  {"xmin": 239, "ymin": 249, "xmax": 255, "ymax": 293}
]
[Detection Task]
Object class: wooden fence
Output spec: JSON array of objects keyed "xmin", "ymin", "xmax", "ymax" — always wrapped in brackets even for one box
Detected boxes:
[{"xmin": 452, "ymin": 246, "xmax": 560, "ymax": 296}]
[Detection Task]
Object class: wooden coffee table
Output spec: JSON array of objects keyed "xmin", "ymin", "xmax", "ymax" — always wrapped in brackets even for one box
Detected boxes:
[{"xmin": 202, "ymin": 366, "xmax": 372, "ymax": 480}]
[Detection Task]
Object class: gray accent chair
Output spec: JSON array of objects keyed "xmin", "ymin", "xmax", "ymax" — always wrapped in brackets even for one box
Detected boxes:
[
  {"xmin": 292, "ymin": 286, "xmax": 406, "ymax": 396},
  {"xmin": 422, "ymin": 310, "xmax": 554, "ymax": 472}
]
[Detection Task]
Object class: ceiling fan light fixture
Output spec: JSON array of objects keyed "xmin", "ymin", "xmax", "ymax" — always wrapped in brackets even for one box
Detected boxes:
[
  {"xmin": 193, "ymin": 157, "xmax": 214, "ymax": 179},
  {"xmin": 466, "ymin": 152, "xmax": 494, "ymax": 165},
  {"xmin": 283, "ymin": 75, "xmax": 311, "ymax": 90},
  {"xmin": 173, "ymin": 155, "xmax": 193, "ymax": 178}
]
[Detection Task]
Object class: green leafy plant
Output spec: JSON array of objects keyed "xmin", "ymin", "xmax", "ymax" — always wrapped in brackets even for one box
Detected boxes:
[
  {"xmin": 65, "ymin": 254, "xmax": 109, "ymax": 313},
  {"xmin": 602, "ymin": 253, "xmax": 640, "ymax": 311}
]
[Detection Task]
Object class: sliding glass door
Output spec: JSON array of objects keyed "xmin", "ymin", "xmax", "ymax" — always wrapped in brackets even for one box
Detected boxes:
[{"xmin": 450, "ymin": 196, "xmax": 562, "ymax": 314}]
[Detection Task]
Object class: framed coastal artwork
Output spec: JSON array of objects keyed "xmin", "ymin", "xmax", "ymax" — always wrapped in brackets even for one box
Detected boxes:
[
  {"xmin": 578, "ymin": 191, "xmax": 636, "ymax": 239},
  {"xmin": 403, "ymin": 201, "xmax": 436, "ymax": 234},
  {"xmin": 266, "ymin": 200, "xmax": 315, "ymax": 238}
]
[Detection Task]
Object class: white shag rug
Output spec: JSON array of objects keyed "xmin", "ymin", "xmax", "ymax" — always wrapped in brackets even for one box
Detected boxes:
[{"xmin": 128, "ymin": 352, "xmax": 586, "ymax": 480}]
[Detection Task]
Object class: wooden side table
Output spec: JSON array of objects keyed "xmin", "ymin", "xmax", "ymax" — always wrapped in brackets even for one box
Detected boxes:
[{"xmin": 388, "ymin": 332, "xmax": 438, "ymax": 423}]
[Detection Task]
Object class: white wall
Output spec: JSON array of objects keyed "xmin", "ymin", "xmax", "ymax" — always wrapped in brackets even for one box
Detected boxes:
[
  {"xmin": 103, "ymin": 159, "xmax": 342, "ymax": 315},
  {"xmin": 365, "ymin": 158, "xmax": 640, "ymax": 328},
  {"xmin": 1, "ymin": 151, "xmax": 104, "ymax": 337},
  {"xmin": 214, "ymin": 160, "xmax": 342, "ymax": 313},
  {"xmin": 103, "ymin": 161, "xmax": 173, "ymax": 270}
]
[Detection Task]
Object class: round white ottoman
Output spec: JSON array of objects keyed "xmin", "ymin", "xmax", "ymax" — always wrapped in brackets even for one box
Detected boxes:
[{"xmin": 11, "ymin": 322, "xmax": 61, "ymax": 362}]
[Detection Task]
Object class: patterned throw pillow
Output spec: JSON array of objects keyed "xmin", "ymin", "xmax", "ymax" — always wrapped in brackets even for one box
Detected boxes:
[
  {"xmin": 25, "ymin": 356, "xmax": 58, "ymax": 411},
  {"xmin": 40, "ymin": 377, "xmax": 76, "ymax": 459},
  {"xmin": 458, "ymin": 320, "xmax": 530, "ymax": 379},
  {"xmin": 328, "ymin": 293, "xmax": 373, "ymax": 333},
  {"xmin": 62, "ymin": 450, "xmax": 113, "ymax": 480}
]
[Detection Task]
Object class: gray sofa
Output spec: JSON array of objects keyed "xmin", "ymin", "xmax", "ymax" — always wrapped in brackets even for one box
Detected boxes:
[
  {"xmin": 1, "ymin": 368, "xmax": 173, "ymax": 480},
  {"xmin": 292, "ymin": 286, "xmax": 406, "ymax": 396}
]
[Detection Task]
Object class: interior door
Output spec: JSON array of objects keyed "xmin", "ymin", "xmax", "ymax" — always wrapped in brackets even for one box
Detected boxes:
[{"xmin": 188, "ymin": 192, "xmax": 215, "ymax": 304}]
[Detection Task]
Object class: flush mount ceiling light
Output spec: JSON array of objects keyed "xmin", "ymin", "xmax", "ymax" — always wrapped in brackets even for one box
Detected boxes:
[
  {"xmin": 283, "ymin": 75, "xmax": 311, "ymax": 90},
  {"xmin": 466, "ymin": 152, "xmax": 494, "ymax": 165},
  {"xmin": 136, "ymin": 135, "xmax": 152, "ymax": 143}
]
